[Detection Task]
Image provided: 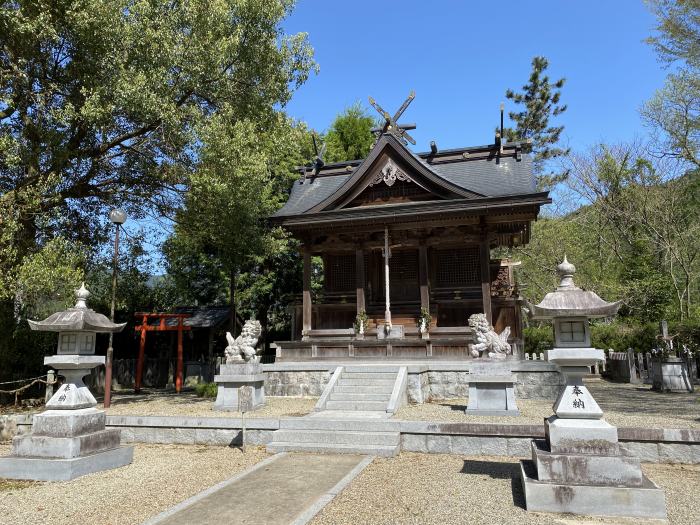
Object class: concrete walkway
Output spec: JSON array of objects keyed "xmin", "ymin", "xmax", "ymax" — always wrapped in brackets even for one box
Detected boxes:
[{"xmin": 144, "ymin": 453, "xmax": 372, "ymax": 525}]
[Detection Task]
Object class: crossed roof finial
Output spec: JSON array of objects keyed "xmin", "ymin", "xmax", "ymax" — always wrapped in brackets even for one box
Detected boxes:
[{"xmin": 368, "ymin": 91, "xmax": 417, "ymax": 145}]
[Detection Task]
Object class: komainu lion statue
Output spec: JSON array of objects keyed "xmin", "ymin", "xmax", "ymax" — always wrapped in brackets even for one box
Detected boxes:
[
  {"xmin": 224, "ymin": 319, "xmax": 262, "ymax": 363},
  {"xmin": 468, "ymin": 313, "xmax": 511, "ymax": 359}
]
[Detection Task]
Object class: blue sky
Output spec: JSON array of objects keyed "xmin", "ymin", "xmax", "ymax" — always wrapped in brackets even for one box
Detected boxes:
[{"xmin": 282, "ymin": 0, "xmax": 667, "ymax": 153}]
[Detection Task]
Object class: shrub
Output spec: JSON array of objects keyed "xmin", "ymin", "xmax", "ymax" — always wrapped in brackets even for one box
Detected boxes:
[
  {"xmin": 195, "ymin": 382, "xmax": 218, "ymax": 398},
  {"xmin": 523, "ymin": 326, "xmax": 553, "ymax": 354},
  {"xmin": 527, "ymin": 320, "xmax": 700, "ymax": 354}
]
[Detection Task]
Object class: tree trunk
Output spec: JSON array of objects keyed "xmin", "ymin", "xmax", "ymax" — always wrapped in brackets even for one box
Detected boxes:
[{"xmin": 230, "ymin": 269, "xmax": 237, "ymax": 337}]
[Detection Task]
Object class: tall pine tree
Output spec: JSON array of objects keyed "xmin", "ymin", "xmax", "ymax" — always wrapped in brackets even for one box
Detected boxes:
[{"xmin": 504, "ymin": 56, "xmax": 569, "ymax": 190}]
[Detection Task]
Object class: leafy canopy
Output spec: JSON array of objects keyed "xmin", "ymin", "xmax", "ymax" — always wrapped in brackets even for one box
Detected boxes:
[
  {"xmin": 0, "ymin": 0, "xmax": 316, "ymax": 304},
  {"xmin": 644, "ymin": 1, "xmax": 700, "ymax": 168}
]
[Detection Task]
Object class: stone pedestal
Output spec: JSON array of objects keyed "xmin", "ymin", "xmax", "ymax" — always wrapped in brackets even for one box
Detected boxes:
[
  {"xmin": 0, "ymin": 356, "xmax": 133, "ymax": 481},
  {"xmin": 520, "ymin": 348, "xmax": 666, "ymax": 519},
  {"xmin": 465, "ymin": 361, "xmax": 519, "ymax": 416},
  {"xmin": 377, "ymin": 324, "xmax": 404, "ymax": 340},
  {"xmin": 213, "ymin": 362, "xmax": 265, "ymax": 411},
  {"xmin": 652, "ymin": 357, "xmax": 693, "ymax": 392}
]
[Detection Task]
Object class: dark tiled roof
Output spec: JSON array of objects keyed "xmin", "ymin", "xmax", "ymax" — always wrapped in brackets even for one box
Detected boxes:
[
  {"xmin": 169, "ymin": 306, "xmax": 231, "ymax": 328},
  {"xmin": 272, "ymin": 134, "xmax": 536, "ymax": 218},
  {"xmin": 431, "ymin": 155, "xmax": 535, "ymax": 197},
  {"xmin": 273, "ymin": 173, "xmax": 351, "ymax": 217}
]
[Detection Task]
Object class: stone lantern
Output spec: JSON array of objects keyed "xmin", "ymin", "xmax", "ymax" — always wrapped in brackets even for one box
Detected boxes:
[
  {"xmin": 519, "ymin": 257, "xmax": 666, "ymax": 519},
  {"xmin": 0, "ymin": 283, "xmax": 134, "ymax": 481}
]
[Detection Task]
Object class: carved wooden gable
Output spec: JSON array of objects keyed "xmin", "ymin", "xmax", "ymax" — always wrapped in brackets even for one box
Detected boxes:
[{"xmin": 309, "ymin": 135, "xmax": 474, "ymax": 213}]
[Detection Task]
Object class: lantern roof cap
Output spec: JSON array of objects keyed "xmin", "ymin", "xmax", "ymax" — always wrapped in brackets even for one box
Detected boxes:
[
  {"xmin": 28, "ymin": 283, "xmax": 126, "ymax": 333},
  {"xmin": 527, "ymin": 256, "xmax": 621, "ymax": 319}
]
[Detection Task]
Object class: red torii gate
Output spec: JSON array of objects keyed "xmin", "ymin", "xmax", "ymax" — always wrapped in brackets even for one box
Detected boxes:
[{"xmin": 134, "ymin": 313, "xmax": 191, "ymax": 394}]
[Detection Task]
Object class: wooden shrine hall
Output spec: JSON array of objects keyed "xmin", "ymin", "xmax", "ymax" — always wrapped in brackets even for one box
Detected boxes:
[{"xmin": 271, "ymin": 94, "xmax": 551, "ymax": 360}]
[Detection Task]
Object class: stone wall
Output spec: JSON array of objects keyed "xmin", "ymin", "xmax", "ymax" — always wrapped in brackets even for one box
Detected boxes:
[
  {"xmin": 263, "ymin": 361, "xmax": 563, "ymax": 402},
  {"xmin": 264, "ymin": 370, "xmax": 331, "ymax": 397},
  {"xmin": 512, "ymin": 370, "xmax": 563, "ymax": 399},
  {"xmin": 406, "ymin": 372, "xmax": 430, "ymax": 404}
]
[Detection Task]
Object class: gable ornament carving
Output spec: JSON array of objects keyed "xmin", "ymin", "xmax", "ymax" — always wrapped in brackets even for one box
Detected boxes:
[{"xmin": 369, "ymin": 159, "xmax": 412, "ymax": 187}]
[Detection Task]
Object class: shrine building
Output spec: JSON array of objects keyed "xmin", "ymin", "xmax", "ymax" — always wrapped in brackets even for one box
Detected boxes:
[{"xmin": 271, "ymin": 97, "xmax": 550, "ymax": 361}]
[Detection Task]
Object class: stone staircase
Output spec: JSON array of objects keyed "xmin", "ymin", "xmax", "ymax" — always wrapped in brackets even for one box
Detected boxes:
[
  {"xmin": 266, "ymin": 366, "xmax": 406, "ymax": 457},
  {"xmin": 266, "ymin": 417, "xmax": 401, "ymax": 457}
]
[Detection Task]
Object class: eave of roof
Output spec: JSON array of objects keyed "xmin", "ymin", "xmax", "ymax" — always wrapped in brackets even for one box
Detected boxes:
[{"xmin": 273, "ymin": 192, "xmax": 551, "ymax": 229}]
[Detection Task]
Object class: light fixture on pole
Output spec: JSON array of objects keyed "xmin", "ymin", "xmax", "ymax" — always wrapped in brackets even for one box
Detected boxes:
[{"xmin": 104, "ymin": 208, "xmax": 126, "ymax": 409}]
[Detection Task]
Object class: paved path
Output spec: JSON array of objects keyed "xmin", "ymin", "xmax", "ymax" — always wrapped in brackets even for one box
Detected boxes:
[{"xmin": 144, "ymin": 453, "xmax": 372, "ymax": 525}]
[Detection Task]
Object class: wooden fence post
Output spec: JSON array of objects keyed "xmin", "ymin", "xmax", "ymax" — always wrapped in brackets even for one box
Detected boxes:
[
  {"xmin": 45, "ymin": 370, "xmax": 55, "ymax": 402},
  {"xmin": 626, "ymin": 348, "xmax": 640, "ymax": 384}
]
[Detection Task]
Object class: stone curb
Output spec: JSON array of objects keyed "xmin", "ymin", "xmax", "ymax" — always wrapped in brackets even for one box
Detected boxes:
[
  {"xmin": 106, "ymin": 415, "xmax": 280, "ymax": 429},
  {"xmin": 140, "ymin": 452, "xmax": 287, "ymax": 525},
  {"xmin": 398, "ymin": 421, "xmax": 545, "ymax": 437},
  {"xmin": 5, "ymin": 414, "xmax": 700, "ymax": 463},
  {"xmin": 289, "ymin": 455, "xmax": 375, "ymax": 525},
  {"xmin": 8, "ymin": 415, "xmax": 700, "ymax": 444}
]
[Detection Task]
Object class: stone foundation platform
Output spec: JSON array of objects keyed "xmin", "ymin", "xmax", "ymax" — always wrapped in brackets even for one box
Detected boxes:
[
  {"xmin": 520, "ymin": 460, "xmax": 666, "ymax": 519},
  {"xmin": 0, "ymin": 446, "xmax": 134, "ymax": 481},
  {"xmin": 0, "ymin": 407, "xmax": 132, "ymax": 481},
  {"xmin": 263, "ymin": 360, "xmax": 563, "ymax": 401}
]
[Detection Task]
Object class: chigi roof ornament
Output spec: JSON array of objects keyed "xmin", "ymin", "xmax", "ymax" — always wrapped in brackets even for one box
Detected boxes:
[{"xmin": 369, "ymin": 90, "xmax": 417, "ymax": 145}]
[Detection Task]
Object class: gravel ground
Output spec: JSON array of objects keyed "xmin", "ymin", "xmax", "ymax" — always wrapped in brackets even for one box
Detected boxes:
[
  {"xmin": 395, "ymin": 380, "xmax": 700, "ymax": 428},
  {"xmin": 311, "ymin": 452, "xmax": 700, "ymax": 525},
  {"xmin": 103, "ymin": 392, "xmax": 318, "ymax": 418},
  {"xmin": 0, "ymin": 443, "xmax": 268, "ymax": 525}
]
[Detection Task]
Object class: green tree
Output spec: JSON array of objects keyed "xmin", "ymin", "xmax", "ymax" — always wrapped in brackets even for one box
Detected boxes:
[
  {"xmin": 0, "ymin": 0, "xmax": 316, "ymax": 381},
  {"xmin": 0, "ymin": 0, "xmax": 316, "ymax": 302},
  {"xmin": 503, "ymin": 56, "xmax": 569, "ymax": 190},
  {"xmin": 164, "ymin": 116, "xmax": 312, "ymax": 336},
  {"xmin": 643, "ymin": 1, "xmax": 700, "ymax": 167},
  {"xmin": 323, "ymin": 102, "xmax": 377, "ymax": 163}
]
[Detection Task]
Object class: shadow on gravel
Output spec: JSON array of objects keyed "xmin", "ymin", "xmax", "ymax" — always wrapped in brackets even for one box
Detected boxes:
[
  {"xmin": 442, "ymin": 403, "xmax": 468, "ymax": 412},
  {"xmin": 460, "ymin": 459, "xmax": 519, "ymax": 480},
  {"xmin": 510, "ymin": 474, "xmax": 526, "ymax": 509}
]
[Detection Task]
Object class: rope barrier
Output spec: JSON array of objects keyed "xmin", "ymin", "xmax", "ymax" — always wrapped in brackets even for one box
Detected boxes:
[
  {"xmin": 0, "ymin": 375, "xmax": 51, "ymax": 386},
  {"xmin": 0, "ymin": 375, "xmax": 58, "ymax": 407}
]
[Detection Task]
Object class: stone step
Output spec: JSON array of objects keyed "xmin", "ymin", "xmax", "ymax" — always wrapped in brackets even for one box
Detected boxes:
[
  {"xmin": 307, "ymin": 410, "xmax": 391, "ymax": 420},
  {"xmin": 329, "ymin": 392, "xmax": 391, "ymax": 401},
  {"xmin": 340, "ymin": 373, "xmax": 397, "ymax": 380},
  {"xmin": 325, "ymin": 400, "xmax": 388, "ymax": 411},
  {"xmin": 333, "ymin": 385, "xmax": 394, "ymax": 394},
  {"xmin": 343, "ymin": 366, "xmax": 401, "ymax": 373},
  {"xmin": 271, "ymin": 429, "xmax": 399, "ymax": 446},
  {"xmin": 279, "ymin": 418, "xmax": 400, "ymax": 432},
  {"xmin": 337, "ymin": 378, "xmax": 395, "ymax": 386},
  {"xmin": 266, "ymin": 441, "xmax": 398, "ymax": 457}
]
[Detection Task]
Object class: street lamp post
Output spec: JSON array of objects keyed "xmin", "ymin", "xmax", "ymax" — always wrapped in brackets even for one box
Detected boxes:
[{"xmin": 104, "ymin": 208, "xmax": 126, "ymax": 409}]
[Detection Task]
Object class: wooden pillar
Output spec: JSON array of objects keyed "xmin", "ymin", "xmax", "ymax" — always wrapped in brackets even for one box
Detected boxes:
[
  {"xmin": 383, "ymin": 227, "xmax": 392, "ymax": 329},
  {"xmin": 479, "ymin": 236, "xmax": 493, "ymax": 325},
  {"xmin": 176, "ymin": 317, "xmax": 184, "ymax": 393},
  {"xmin": 419, "ymin": 243, "xmax": 429, "ymax": 310},
  {"xmin": 355, "ymin": 247, "xmax": 366, "ymax": 314},
  {"xmin": 135, "ymin": 315, "xmax": 147, "ymax": 393},
  {"xmin": 302, "ymin": 245, "xmax": 312, "ymax": 339}
]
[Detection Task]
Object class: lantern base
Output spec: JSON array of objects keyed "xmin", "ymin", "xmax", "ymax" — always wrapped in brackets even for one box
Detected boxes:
[{"xmin": 0, "ymin": 445, "xmax": 133, "ymax": 481}]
